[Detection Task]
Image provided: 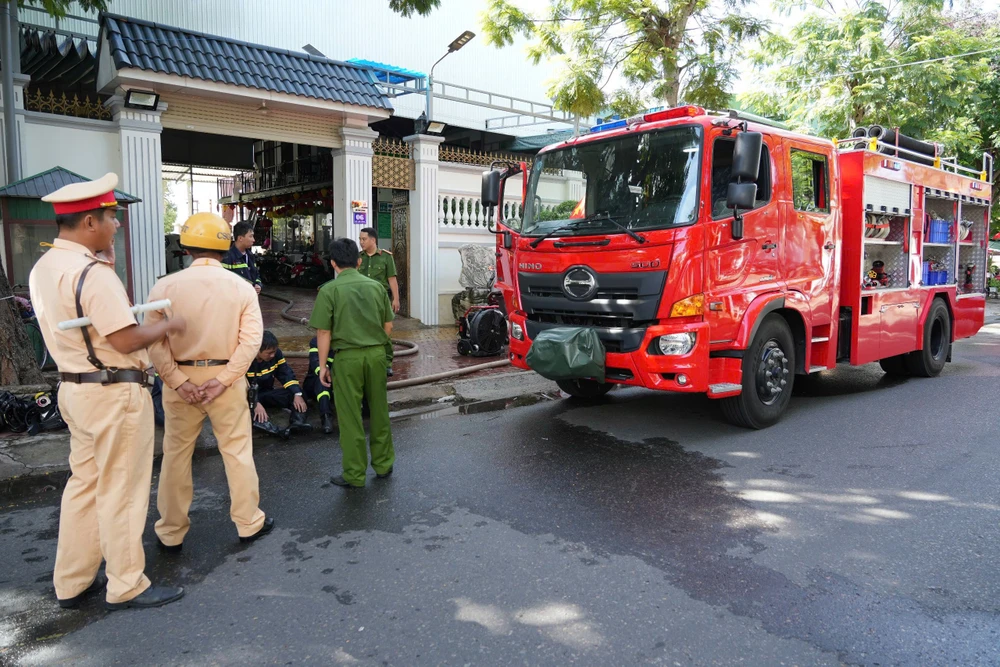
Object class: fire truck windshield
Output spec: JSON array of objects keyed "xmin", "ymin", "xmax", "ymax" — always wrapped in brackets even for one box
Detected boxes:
[{"xmin": 521, "ymin": 125, "xmax": 703, "ymax": 237}]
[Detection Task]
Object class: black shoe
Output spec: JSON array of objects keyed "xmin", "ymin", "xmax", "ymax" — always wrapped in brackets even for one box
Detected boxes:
[
  {"xmin": 288, "ymin": 410, "xmax": 312, "ymax": 433},
  {"xmin": 157, "ymin": 539, "xmax": 182, "ymax": 555},
  {"xmin": 239, "ymin": 517, "xmax": 275, "ymax": 544},
  {"xmin": 386, "ymin": 367, "xmax": 394, "ymax": 377},
  {"xmin": 253, "ymin": 420, "xmax": 290, "ymax": 440},
  {"xmin": 330, "ymin": 475, "xmax": 363, "ymax": 489},
  {"xmin": 376, "ymin": 466, "xmax": 393, "ymax": 479},
  {"xmin": 320, "ymin": 413, "xmax": 334, "ymax": 435},
  {"xmin": 58, "ymin": 573, "xmax": 107, "ymax": 609},
  {"xmin": 105, "ymin": 585, "xmax": 184, "ymax": 611}
]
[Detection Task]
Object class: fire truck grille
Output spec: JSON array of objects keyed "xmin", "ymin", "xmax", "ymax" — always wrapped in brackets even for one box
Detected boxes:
[{"xmin": 518, "ymin": 269, "xmax": 666, "ymax": 354}]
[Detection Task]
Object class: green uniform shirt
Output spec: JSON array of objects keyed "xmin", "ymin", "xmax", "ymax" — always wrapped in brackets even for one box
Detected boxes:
[
  {"xmin": 308, "ymin": 269, "xmax": 394, "ymax": 351},
  {"xmin": 358, "ymin": 249, "xmax": 397, "ymax": 291}
]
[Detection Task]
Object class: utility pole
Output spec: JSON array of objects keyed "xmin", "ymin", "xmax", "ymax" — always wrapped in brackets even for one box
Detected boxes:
[{"xmin": 1, "ymin": 0, "xmax": 22, "ymax": 182}]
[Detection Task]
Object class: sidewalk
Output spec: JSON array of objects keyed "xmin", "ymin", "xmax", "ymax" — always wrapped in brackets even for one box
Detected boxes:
[{"xmin": 260, "ymin": 285, "xmax": 511, "ymax": 383}]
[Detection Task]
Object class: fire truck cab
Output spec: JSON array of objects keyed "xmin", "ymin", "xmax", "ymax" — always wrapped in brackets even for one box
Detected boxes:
[{"xmin": 482, "ymin": 106, "xmax": 993, "ymax": 428}]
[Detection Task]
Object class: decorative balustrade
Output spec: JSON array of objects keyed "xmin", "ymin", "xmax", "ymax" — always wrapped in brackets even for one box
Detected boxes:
[
  {"xmin": 439, "ymin": 145, "xmax": 533, "ymax": 169},
  {"xmin": 439, "ymin": 195, "xmax": 560, "ymax": 229},
  {"xmin": 372, "ymin": 137, "xmax": 412, "ymax": 158}
]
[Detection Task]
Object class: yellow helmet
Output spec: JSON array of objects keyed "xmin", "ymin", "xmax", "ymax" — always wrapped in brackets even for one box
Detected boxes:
[{"xmin": 179, "ymin": 212, "xmax": 232, "ymax": 251}]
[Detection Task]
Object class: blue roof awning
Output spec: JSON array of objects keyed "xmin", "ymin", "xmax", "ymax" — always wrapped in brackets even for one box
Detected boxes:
[{"xmin": 346, "ymin": 58, "xmax": 425, "ymax": 85}]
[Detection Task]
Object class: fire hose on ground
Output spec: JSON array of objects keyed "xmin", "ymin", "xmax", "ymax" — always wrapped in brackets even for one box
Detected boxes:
[{"xmin": 259, "ymin": 291, "xmax": 511, "ymax": 389}]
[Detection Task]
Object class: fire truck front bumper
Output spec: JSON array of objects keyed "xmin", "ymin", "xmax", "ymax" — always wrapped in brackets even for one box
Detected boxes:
[{"xmin": 506, "ymin": 313, "xmax": 711, "ymax": 393}]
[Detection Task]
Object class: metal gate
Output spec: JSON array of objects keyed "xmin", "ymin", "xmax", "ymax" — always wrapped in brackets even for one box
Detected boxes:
[{"xmin": 391, "ymin": 189, "xmax": 410, "ymax": 317}]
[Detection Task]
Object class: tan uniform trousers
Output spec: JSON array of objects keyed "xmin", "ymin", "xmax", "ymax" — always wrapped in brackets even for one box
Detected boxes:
[
  {"xmin": 54, "ymin": 381, "xmax": 153, "ymax": 604},
  {"xmin": 154, "ymin": 369, "xmax": 265, "ymax": 544}
]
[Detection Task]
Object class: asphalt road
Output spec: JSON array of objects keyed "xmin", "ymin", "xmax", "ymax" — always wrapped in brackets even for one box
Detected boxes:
[{"xmin": 3, "ymin": 327, "xmax": 1000, "ymax": 666}]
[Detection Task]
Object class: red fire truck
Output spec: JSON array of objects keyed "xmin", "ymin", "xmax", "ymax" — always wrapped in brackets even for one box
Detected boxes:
[{"xmin": 481, "ymin": 106, "xmax": 993, "ymax": 428}]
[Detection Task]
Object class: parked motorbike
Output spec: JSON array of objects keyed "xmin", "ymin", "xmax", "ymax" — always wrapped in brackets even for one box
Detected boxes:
[{"xmin": 291, "ymin": 251, "xmax": 328, "ymax": 289}]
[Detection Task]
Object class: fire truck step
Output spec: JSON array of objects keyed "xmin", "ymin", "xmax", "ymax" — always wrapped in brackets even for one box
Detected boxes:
[
  {"xmin": 808, "ymin": 366, "xmax": 827, "ymax": 373},
  {"xmin": 708, "ymin": 383, "xmax": 742, "ymax": 395}
]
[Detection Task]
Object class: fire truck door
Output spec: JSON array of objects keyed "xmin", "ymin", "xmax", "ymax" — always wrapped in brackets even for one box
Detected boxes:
[
  {"xmin": 705, "ymin": 134, "xmax": 781, "ymax": 345},
  {"xmin": 783, "ymin": 144, "xmax": 838, "ymax": 329}
]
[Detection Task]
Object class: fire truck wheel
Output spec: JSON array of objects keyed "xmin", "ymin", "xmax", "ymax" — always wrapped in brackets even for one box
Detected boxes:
[
  {"xmin": 905, "ymin": 298, "xmax": 950, "ymax": 377},
  {"xmin": 556, "ymin": 379, "xmax": 614, "ymax": 400},
  {"xmin": 721, "ymin": 314, "xmax": 795, "ymax": 429},
  {"xmin": 878, "ymin": 354, "xmax": 910, "ymax": 376}
]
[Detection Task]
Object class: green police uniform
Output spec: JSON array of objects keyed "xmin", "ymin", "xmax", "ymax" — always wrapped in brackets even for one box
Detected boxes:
[
  {"xmin": 308, "ymin": 269, "xmax": 395, "ymax": 487},
  {"xmin": 358, "ymin": 249, "xmax": 397, "ymax": 365}
]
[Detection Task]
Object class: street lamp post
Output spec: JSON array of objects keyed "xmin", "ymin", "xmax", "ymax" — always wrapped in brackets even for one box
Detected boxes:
[{"xmin": 425, "ymin": 30, "xmax": 475, "ymax": 130}]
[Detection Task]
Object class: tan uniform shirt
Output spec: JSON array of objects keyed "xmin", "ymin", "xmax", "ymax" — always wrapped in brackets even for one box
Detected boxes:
[
  {"xmin": 29, "ymin": 238, "xmax": 148, "ymax": 373},
  {"xmin": 146, "ymin": 258, "xmax": 263, "ymax": 389}
]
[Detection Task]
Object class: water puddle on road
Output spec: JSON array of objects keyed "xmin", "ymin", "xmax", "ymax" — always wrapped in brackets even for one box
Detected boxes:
[{"xmin": 390, "ymin": 392, "xmax": 561, "ymax": 422}]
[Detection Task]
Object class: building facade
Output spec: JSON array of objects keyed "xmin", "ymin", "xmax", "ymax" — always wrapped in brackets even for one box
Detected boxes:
[{"xmin": 0, "ymin": 0, "xmax": 583, "ymax": 324}]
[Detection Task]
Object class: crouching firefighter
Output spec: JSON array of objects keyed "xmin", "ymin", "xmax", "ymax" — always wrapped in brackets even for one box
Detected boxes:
[
  {"xmin": 304, "ymin": 336, "xmax": 335, "ymax": 434},
  {"xmin": 248, "ymin": 331, "xmax": 311, "ymax": 436}
]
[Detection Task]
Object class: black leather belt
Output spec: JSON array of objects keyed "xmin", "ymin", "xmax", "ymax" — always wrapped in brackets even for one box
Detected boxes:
[
  {"xmin": 177, "ymin": 359, "xmax": 229, "ymax": 367},
  {"xmin": 60, "ymin": 369, "xmax": 154, "ymax": 386}
]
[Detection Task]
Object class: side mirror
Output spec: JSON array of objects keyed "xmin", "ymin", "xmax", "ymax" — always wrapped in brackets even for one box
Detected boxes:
[
  {"xmin": 482, "ymin": 170, "xmax": 501, "ymax": 207},
  {"xmin": 732, "ymin": 132, "xmax": 763, "ymax": 181},
  {"xmin": 726, "ymin": 182, "xmax": 757, "ymax": 241}
]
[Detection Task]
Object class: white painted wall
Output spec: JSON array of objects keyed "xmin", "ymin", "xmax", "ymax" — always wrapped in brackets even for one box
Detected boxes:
[
  {"xmin": 435, "ymin": 161, "xmax": 579, "ymax": 322},
  {"xmin": 20, "ymin": 114, "xmax": 121, "ymax": 180},
  {"xmin": 30, "ymin": 0, "xmax": 570, "ymax": 136}
]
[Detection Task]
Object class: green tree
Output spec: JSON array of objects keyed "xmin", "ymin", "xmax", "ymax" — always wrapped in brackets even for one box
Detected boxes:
[
  {"xmin": 481, "ymin": 0, "xmax": 768, "ymax": 117},
  {"xmin": 162, "ymin": 180, "xmax": 177, "ymax": 235},
  {"xmin": 14, "ymin": 0, "xmax": 110, "ymax": 18},
  {"xmin": 742, "ymin": 1, "xmax": 995, "ymax": 156},
  {"xmin": 388, "ymin": 0, "xmax": 440, "ymax": 16}
]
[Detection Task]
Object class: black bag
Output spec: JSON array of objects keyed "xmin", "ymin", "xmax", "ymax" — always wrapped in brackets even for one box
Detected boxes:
[{"xmin": 525, "ymin": 327, "xmax": 606, "ymax": 382}]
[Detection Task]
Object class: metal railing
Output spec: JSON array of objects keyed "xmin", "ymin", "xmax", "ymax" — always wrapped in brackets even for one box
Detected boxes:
[{"xmin": 836, "ymin": 137, "xmax": 992, "ymax": 183}]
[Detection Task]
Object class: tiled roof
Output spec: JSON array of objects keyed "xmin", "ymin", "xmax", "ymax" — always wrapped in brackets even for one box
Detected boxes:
[
  {"xmin": 0, "ymin": 167, "xmax": 141, "ymax": 203},
  {"xmin": 100, "ymin": 13, "xmax": 391, "ymax": 111}
]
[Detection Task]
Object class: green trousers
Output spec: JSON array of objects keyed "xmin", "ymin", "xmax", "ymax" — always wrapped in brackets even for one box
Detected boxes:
[
  {"xmin": 332, "ymin": 346, "xmax": 395, "ymax": 486},
  {"xmin": 385, "ymin": 290, "xmax": 394, "ymax": 366}
]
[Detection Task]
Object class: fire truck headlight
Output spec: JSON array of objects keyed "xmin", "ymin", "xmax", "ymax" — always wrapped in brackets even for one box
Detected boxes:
[
  {"xmin": 510, "ymin": 323, "xmax": 524, "ymax": 341},
  {"xmin": 657, "ymin": 333, "xmax": 696, "ymax": 356}
]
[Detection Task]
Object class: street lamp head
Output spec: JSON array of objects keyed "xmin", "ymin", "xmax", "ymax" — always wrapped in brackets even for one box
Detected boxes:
[{"xmin": 448, "ymin": 31, "xmax": 476, "ymax": 53}]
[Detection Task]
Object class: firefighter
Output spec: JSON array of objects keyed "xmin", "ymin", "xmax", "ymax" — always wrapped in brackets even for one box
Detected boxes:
[
  {"xmin": 221, "ymin": 220, "xmax": 262, "ymax": 294},
  {"xmin": 146, "ymin": 212, "xmax": 273, "ymax": 551},
  {"xmin": 304, "ymin": 335, "xmax": 335, "ymax": 434},
  {"xmin": 357, "ymin": 227, "xmax": 398, "ymax": 376},
  {"xmin": 248, "ymin": 330, "xmax": 311, "ymax": 433},
  {"xmin": 30, "ymin": 173, "xmax": 185, "ymax": 611},
  {"xmin": 309, "ymin": 237, "xmax": 395, "ymax": 488}
]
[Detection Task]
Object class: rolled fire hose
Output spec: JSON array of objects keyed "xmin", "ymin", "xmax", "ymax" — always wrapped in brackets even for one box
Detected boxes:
[
  {"xmin": 260, "ymin": 290, "xmax": 511, "ymax": 388},
  {"xmin": 58, "ymin": 299, "xmax": 172, "ymax": 330}
]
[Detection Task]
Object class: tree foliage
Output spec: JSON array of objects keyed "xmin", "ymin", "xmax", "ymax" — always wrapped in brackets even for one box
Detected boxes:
[
  {"xmin": 162, "ymin": 180, "xmax": 177, "ymax": 235},
  {"xmin": 15, "ymin": 0, "xmax": 110, "ymax": 18},
  {"xmin": 742, "ymin": 1, "xmax": 996, "ymax": 157},
  {"xmin": 481, "ymin": 0, "xmax": 768, "ymax": 117},
  {"xmin": 388, "ymin": 0, "xmax": 440, "ymax": 17}
]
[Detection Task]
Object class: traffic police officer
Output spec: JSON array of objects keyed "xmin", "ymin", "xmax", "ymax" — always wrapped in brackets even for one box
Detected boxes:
[
  {"xmin": 30, "ymin": 173, "xmax": 185, "ymax": 611},
  {"xmin": 357, "ymin": 227, "xmax": 398, "ymax": 375},
  {"xmin": 309, "ymin": 237, "xmax": 395, "ymax": 488},
  {"xmin": 146, "ymin": 212, "xmax": 273, "ymax": 549}
]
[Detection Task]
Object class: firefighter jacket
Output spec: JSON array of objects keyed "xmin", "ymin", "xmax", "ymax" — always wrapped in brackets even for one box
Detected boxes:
[
  {"xmin": 221, "ymin": 245, "xmax": 261, "ymax": 288},
  {"xmin": 247, "ymin": 349, "xmax": 300, "ymax": 393}
]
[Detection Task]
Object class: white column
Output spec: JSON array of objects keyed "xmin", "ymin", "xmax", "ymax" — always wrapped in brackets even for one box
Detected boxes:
[
  {"xmin": 110, "ymin": 95, "xmax": 166, "ymax": 302},
  {"xmin": 404, "ymin": 133, "xmax": 445, "ymax": 326},
  {"xmin": 0, "ymin": 73, "xmax": 29, "ymax": 185},
  {"xmin": 332, "ymin": 125, "xmax": 377, "ymax": 248}
]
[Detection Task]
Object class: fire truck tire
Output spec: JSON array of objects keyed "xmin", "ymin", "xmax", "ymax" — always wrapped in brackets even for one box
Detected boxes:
[
  {"xmin": 878, "ymin": 354, "xmax": 909, "ymax": 376},
  {"xmin": 721, "ymin": 314, "xmax": 794, "ymax": 429},
  {"xmin": 905, "ymin": 299, "xmax": 950, "ymax": 377},
  {"xmin": 556, "ymin": 379, "xmax": 614, "ymax": 400}
]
